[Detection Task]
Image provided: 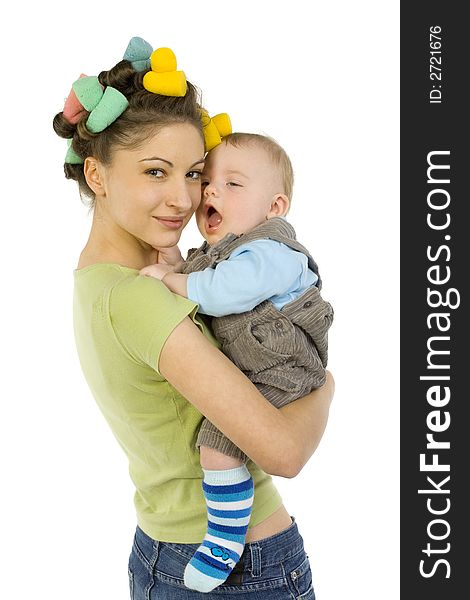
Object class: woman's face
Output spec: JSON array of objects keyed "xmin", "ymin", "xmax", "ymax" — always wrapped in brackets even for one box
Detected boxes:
[{"xmin": 96, "ymin": 123, "xmax": 205, "ymax": 251}]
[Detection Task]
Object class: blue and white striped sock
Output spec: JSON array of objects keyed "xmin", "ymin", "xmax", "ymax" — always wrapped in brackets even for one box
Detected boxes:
[{"xmin": 184, "ymin": 465, "xmax": 254, "ymax": 593}]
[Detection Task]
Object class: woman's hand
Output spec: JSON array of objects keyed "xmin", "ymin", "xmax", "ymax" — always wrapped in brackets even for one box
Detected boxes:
[{"xmin": 159, "ymin": 317, "xmax": 335, "ymax": 478}]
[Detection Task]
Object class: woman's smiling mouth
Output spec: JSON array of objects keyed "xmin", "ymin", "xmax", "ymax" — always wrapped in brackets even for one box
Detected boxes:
[{"xmin": 154, "ymin": 216, "xmax": 185, "ymax": 230}]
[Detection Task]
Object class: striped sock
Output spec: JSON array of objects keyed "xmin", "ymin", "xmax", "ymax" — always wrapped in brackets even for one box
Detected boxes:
[{"xmin": 184, "ymin": 465, "xmax": 254, "ymax": 592}]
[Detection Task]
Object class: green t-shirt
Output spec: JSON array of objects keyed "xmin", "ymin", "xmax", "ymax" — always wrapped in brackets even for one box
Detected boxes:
[{"xmin": 73, "ymin": 264, "xmax": 282, "ymax": 543}]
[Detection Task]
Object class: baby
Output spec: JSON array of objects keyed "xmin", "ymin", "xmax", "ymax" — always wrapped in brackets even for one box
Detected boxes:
[{"xmin": 141, "ymin": 133, "xmax": 334, "ymax": 592}]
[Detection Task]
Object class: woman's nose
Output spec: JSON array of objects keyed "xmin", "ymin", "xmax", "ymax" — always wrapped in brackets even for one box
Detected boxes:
[{"xmin": 167, "ymin": 181, "xmax": 194, "ymax": 211}]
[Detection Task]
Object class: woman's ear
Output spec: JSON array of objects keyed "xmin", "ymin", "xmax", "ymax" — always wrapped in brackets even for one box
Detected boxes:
[
  {"xmin": 84, "ymin": 157, "xmax": 107, "ymax": 197},
  {"xmin": 267, "ymin": 193, "xmax": 290, "ymax": 219}
]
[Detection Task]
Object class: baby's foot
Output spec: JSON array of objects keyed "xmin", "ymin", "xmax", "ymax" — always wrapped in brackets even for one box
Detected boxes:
[{"xmin": 184, "ymin": 465, "xmax": 254, "ymax": 592}]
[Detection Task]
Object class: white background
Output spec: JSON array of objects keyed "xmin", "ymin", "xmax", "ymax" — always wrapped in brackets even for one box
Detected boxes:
[{"xmin": 0, "ymin": 1, "xmax": 399, "ymax": 598}]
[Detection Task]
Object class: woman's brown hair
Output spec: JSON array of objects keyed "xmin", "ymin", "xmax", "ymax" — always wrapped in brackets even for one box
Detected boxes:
[{"xmin": 53, "ymin": 59, "xmax": 204, "ymax": 207}]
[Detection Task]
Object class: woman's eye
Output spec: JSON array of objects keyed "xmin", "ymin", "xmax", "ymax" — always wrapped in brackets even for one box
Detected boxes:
[
  {"xmin": 201, "ymin": 180, "xmax": 209, "ymax": 188},
  {"xmin": 187, "ymin": 171, "xmax": 202, "ymax": 181},
  {"xmin": 146, "ymin": 169, "xmax": 165, "ymax": 178},
  {"xmin": 227, "ymin": 181, "xmax": 241, "ymax": 187}
]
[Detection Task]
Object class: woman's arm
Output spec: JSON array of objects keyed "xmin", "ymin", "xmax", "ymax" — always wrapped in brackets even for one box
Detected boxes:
[
  {"xmin": 159, "ymin": 316, "xmax": 334, "ymax": 478},
  {"xmin": 277, "ymin": 377, "xmax": 333, "ymax": 474}
]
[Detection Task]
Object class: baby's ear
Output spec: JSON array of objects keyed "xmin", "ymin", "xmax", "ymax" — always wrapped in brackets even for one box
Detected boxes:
[{"xmin": 267, "ymin": 193, "xmax": 290, "ymax": 219}]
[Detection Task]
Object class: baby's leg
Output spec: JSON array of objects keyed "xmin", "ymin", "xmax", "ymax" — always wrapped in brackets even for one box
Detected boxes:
[
  {"xmin": 184, "ymin": 445, "xmax": 254, "ymax": 593},
  {"xmin": 200, "ymin": 445, "xmax": 244, "ymax": 470}
]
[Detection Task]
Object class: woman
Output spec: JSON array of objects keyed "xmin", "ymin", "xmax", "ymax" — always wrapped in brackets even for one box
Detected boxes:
[{"xmin": 54, "ymin": 40, "xmax": 334, "ymax": 599}]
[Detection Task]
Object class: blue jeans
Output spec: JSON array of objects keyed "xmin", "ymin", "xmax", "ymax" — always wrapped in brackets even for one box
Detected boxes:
[{"xmin": 128, "ymin": 518, "xmax": 315, "ymax": 599}]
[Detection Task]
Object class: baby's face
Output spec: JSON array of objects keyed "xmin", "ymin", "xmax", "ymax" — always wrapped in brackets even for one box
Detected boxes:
[{"xmin": 197, "ymin": 143, "xmax": 283, "ymax": 244}]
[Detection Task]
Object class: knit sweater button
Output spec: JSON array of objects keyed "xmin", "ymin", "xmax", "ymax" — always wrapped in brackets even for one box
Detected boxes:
[
  {"xmin": 303, "ymin": 301, "xmax": 313, "ymax": 308},
  {"xmin": 275, "ymin": 320, "xmax": 283, "ymax": 329}
]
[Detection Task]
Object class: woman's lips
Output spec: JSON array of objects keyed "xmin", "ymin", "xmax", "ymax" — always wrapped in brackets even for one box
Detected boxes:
[{"xmin": 154, "ymin": 217, "xmax": 184, "ymax": 230}]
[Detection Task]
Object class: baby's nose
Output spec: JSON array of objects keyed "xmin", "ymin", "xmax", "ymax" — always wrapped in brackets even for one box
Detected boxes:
[{"xmin": 203, "ymin": 181, "xmax": 218, "ymax": 197}]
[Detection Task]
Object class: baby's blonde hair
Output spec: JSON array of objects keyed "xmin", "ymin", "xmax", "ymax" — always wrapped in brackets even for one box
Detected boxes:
[{"xmin": 222, "ymin": 133, "xmax": 294, "ymax": 201}]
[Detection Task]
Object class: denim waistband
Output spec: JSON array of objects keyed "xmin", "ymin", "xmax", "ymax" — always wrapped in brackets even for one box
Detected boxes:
[
  {"xmin": 236, "ymin": 517, "xmax": 304, "ymax": 571},
  {"xmin": 136, "ymin": 517, "xmax": 304, "ymax": 575}
]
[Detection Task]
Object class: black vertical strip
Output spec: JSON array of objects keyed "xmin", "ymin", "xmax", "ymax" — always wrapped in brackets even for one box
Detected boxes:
[{"xmin": 401, "ymin": 3, "xmax": 467, "ymax": 599}]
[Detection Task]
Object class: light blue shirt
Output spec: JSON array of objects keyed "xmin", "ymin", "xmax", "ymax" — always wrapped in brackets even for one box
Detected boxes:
[{"xmin": 187, "ymin": 239, "xmax": 318, "ymax": 317}]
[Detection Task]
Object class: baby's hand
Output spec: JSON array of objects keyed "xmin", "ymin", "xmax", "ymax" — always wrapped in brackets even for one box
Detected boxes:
[{"xmin": 140, "ymin": 263, "xmax": 174, "ymax": 280}]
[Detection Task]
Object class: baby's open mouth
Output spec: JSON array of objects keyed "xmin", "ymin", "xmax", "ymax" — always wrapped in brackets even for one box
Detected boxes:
[{"xmin": 205, "ymin": 205, "xmax": 222, "ymax": 230}]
